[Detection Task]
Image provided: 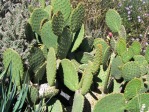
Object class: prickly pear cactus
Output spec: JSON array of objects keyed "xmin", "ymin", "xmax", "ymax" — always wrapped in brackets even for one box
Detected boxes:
[
  {"xmin": 52, "ymin": 11, "xmax": 64, "ymax": 36},
  {"xmin": 51, "ymin": 0, "xmax": 71, "ymax": 23},
  {"xmin": 93, "ymin": 93, "xmax": 125, "ymax": 112},
  {"xmin": 71, "ymin": 24, "xmax": 85, "ymax": 52},
  {"xmin": 3, "ymin": 48, "xmax": 24, "ymax": 87},
  {"xmin": 46, "ymin": 47, "xmax": 57, "ymax": 86},
  {"xmin": 91, "ymin": 44, "xmax": 102, "ymax": 74},
  {"xmin": 126, "ymin": 94, "xmax": 149, "ymax": 112},
  {"xmin": 111, "ymin": 56, "xmax": 124, "ymax": 79},
  {"xmin": 61, "ymin": 59, "xmax": 79, "ymax": 91},
  {"xmin": 70, "ymin": 2, "xmax": 85, "ymax": 32},
  {"xmin": 27, "ymin": 85, "xmax": 39, "ymax": 105},
  {"xmin": 41, "ymin": 21, "xmax": 58, "ymax": 51},
  {"xmin": 116, "ymin": 38, "xmax": 127, "ymax": 56},
  {"xmin": 28, "ymin": 47, "xmax": 45, "ymax": 73},
  {"xmin": 124, "ymin": 78, "xmax": 142, "ymax": 100},
  {"xmin": 105, "ymin": 9, "xmax": 122, "ymax": 33},
  {"xmin": 72, "ymin": 92, "xmax": 84, "ymax": 112},
  {"xmin": 57, "ymin": 27, "xmax": 73, "ymax": 59},
  {"xmin": 122, "ymin": 61, "xmax": 141, "ymax": 81},
  {"xmin": 30, "ymin": 8, "xmax": 49, "ymax": 35},
  {"xmin": 130, "ymin": 41, "xmax": 141, "ymax": 55},
  {"xmin": 80, "ymin": 62, "xmax": 93, "ymax": 95}
]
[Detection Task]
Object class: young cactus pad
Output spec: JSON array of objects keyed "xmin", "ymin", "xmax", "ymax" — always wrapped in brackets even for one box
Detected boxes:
[
  {"xmin": 105, "ymin": 9, "xmax": 122, "ymax": 33},
  {"xmin": 61, "ymin": 59, "xmax": 79, "ymax": 91},
  {"xmin": 93, "ymin": 93, "xmax": 125, "ymax": 112},
  {"xmin": 3, "ymin": 48, "xmax": 24, "ymax": 86}
]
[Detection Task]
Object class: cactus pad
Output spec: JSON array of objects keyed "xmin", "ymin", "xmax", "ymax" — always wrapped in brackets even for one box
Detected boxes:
[
  {"xmin": 46, "ymin": 47, "xmax": 57, "ymax": 86},
  {"xmin": 105, "ymin": 9, "xmax": 122, "ymax": 32},
  {"xmin": 30, "ymin": 8, "xmax": 49, "ymax": 35},
  {"xmin": 116, "ymin": 38, "xmax": 127, "ymax": 56},
  {"xmin": 91, "ymin": 44, "xmax": 102, "ymax": 74},
  {"xmin": 130, "ymin": 41, "xmax": 141, "ymax": 55},
  {"xmin": 34, "ymin": 62, "xmax": 46, "ymax": 82},
  {"xmin": 28, "ymin": 47, "xmax": 45, "ymax": 73},
  {"xmin": 70, "ymin": 3, "xmax": 85, "ymax": 32},
  {"xmin": 52, "ymin": 11, "xmax": 64, "ymax": 36},
  {"xmin": 41, "ymin": 21, "xmax": 58, "ymax": 51},
  {"xmin": 124, "ymin": 78, "xmax": 142, "ymax": 100},
  {"xmin": 72, "ymin": 92, "xmax": 84, "ymax": 112},
  {"xmin": 111, "ymin": 56, "xmax": 123, "ymax": 79},
  {"xmin": 93, "ymin": 93, "xmax": 125, "ymax": 112},
  {"xmin": 57, "ymin": 27, "xmax": 73, "ymax": 59},
  {"xmin": 71, "ymin": 24, "xmax": 85, "ymax": 52},
  {"xmin": 28, "ymin": 85, "xmax": 39, "ymax": 105},
  {"xmin": 61, "ymin": 59, "xmax": 79, "ymax": 91},
  {"xmin": 122, "ymin": 61, "xmax": 141, "ymax": 81},
  {"xmin": 3, "ymin": 48, "xmax": 24, "ymax": 86},
  {"xmin": 51, "ymin": 0, "xmax": 71, "ymax": 23},
  {"xmin": 75, "ymin": 52, "xmax": 94, "ymax": 64},
  {"xmin": 126, "ymin": 93, "xmax": 149, "ymax": 112},
  {"xmin": 121, "ymin": 47, "xmax": 133, "ymax": 63}
]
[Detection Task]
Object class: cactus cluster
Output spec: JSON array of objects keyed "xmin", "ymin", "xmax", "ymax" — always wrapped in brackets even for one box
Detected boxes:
[{"xmin": 1, "ymin": 1, "xmax": 149, "ymax": 112}]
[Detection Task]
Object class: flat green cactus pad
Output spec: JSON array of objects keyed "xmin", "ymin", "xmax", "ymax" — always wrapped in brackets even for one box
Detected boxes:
[
  {"xmin": 130, "ymin": 41, "xmax": 141, "ymax": 55},
  {"xmin": 126, "ymin": 93, "xmax": 149, "ymax": 112},
  {"xmin": 93, "ymin": 93, "xmax": 125, "ymax": 112},
  {"xmin": 3, "ymin": 48, "xmax": 24, "ymax": 86},
  {"xmin": 91, "ymin": 44, "xmax": 102, "ymax": 74},
  {"xmin": 72, "ymin": 92, "xmax": 84, "ymax": 112},
  {"xmin": 121, "ymin": 47, "xmax": 134, "ymax": 63},
  {"xmin": 47, "ymin": 99, "xmax": 63, "ymax": 112},
  {"xmin": 71, "ymin": 24, "xmax": 85, "ymax": 52},
  {"xmin": 70, "ymin": 3, "xmax": 85, "ymax": 32},
  {"xmin": 116, "ymin": 38, "xmax": 127, "ymax": 56},
  {"xmin": 57, "ymin": 27, "xmax": 73, "ymax": 59},
  {"xmin": 52, "ymin": 11, "xmax": 64, "ymax": 36},
  {"xmin": 28, "ymin": 85, "xmax": 39, "ymax": 105},
  {"xmin": 30, "ymin": 8, "xmax": 49, "ymax": 35},
  {"xmin": 34, "ymin": 62, "xmax": 46, "ymax": 82},
  {"xmin": 105, "ymin": 9, "xmax": 122, "ymax": 32},
  {"xmin": 44, "ymin": 5, "xmax": 52, "ymax": 19},
  {"xmin": 111, "ymin": 56, "xmax": 123, "ymax": 79},
  {"xmin": 51, "ymin": 0, "xmax": 71, "ymax": 23},
  {"xmin": 41, "ymin": 21, "xmax": 58, "ymax": 51},
  {"xmin": 124, "ymin": 78, "xmax": 142, "ymax": 100},
  {"xmin": 119, "ymin": 25, "xmax": 126, "ymax": 39},
  {"xmin": 46, "ymin": 47, "xmax": 57, "ymax": 86},
  {"xmin": 122, "ymin": 61, "xmax": 141, "ymax": 81},
  {"xmin": 28, "ymin": 47, "xmax": 45, "ymax": 73},
  {"xmin": 61, "ymin": 59, "xmax": 79, "ymax": 91}
]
